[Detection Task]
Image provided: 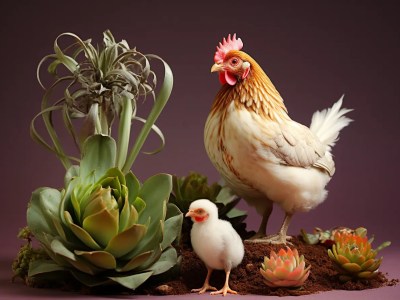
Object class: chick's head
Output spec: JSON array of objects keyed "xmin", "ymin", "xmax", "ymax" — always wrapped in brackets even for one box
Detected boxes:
[{"xmin": 186, "ymin": 199, "xmax": 218, "ymax": 223}]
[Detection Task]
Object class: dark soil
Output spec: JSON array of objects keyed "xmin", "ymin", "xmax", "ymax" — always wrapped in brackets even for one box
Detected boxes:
[{"xmin": 138, "ymin": 236, "xmax": 398, "ymax": 296}]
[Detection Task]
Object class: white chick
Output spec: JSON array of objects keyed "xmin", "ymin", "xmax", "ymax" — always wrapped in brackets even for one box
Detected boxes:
[{"xmin": 186, "ymin": 199, "xmax": 244, "ymax": 296}]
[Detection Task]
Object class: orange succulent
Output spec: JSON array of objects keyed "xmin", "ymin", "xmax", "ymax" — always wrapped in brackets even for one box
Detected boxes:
[
  {"xmin": 260, "ymin": 248, "xmax": 310, "ymax": 288},
  {"xmin": 328, "ymin": 230, "xmax": 390, "ymax": 282}
]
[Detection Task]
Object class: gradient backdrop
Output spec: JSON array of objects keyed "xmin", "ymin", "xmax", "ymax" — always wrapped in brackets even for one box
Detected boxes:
[{"xmin": 1, "ymin": 0, "xmax": 399, "ymax": 264}]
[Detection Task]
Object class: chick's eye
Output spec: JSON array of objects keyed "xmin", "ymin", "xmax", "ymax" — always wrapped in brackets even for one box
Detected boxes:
[{"xmin": 195, "ymin": 208, "xmax": 204, "ymax": 214}]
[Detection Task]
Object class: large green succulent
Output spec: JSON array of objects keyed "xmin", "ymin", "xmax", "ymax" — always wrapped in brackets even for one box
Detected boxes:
[{"xmin": 27, "ymin": 135, "xmax": 183, "ymax": 290}]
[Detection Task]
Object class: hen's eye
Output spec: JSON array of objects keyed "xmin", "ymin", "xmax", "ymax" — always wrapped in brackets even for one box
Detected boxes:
[{"xmin": 231, "ymin": 58, "xmax": 239, "ymax": 66}]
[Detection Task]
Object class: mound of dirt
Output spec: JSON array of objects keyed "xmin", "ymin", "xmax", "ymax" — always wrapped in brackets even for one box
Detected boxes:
[{"xmin": 139, "ymin": 236, "xmax": 398, "ymax": 296}]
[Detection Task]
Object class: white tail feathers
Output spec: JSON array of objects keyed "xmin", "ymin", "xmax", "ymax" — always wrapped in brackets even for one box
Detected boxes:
[{"xmin": 310, "ymin": 95, "xmax": 353, "ymax": 149}]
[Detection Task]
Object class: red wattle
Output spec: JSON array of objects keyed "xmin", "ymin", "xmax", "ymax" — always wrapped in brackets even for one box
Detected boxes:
[
  {"xmin": 219, "ymin": 72, "xmax": 227, "ymax": 84},
  {"xmin": 194, "ymin": 216, "xmax": 206, "ymax": 223},
  {"xmin": 225, "ymin": 71, "xmax": 237, "ymax": 86}
]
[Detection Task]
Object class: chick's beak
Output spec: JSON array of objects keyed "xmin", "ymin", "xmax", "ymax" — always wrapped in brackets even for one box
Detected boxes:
[
  {"xmin": 185, "ymin": 210, "xmax": 195, "ymax": 218},
  {"xmin": 211, "ymin": 63, "xmax": 223, "ymax": 73}
]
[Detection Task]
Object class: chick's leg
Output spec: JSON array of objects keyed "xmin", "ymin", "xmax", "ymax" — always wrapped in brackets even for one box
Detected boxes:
[
  {"xmin": 191, "ymin": 267, "xmax": 217, "ymax": 294},
  {"xmin": 210, "ymin": 269, "xmax": 238, "ymax": 296},
  {"xmin": 266, "ymin": 213, "xmax": 293, "ymax": 244}
]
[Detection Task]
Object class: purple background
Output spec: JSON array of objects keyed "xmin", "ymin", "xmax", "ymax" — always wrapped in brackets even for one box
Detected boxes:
[{"xmin": 1, "ymin": 1, "xmax": 399, "ymax": 299}]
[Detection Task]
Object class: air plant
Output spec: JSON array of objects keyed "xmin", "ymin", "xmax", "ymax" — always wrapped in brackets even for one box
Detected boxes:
[
  {"xmin": 260, "ymin": 248, "xmax": 311, "ymax": 288},
  {"xmin": 32, "ymin": 30, "xmax": 168, "ymax": 173},
  {"xmin": 328, "ymin": 229, "xmax": 390, "ymax": 282},
  {"xmin": 18, "ymin": 30, "xmax": 183, "ymax": 291}
]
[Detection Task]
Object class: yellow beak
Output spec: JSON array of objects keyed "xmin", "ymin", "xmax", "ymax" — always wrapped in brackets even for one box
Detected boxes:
[
  {"xmin": 185, "ymin": 210, "xmax": 194, "ymax": 217},
  {"xmin": 211, "ymin": 63, "xmax": 223, "ymax": 73}
]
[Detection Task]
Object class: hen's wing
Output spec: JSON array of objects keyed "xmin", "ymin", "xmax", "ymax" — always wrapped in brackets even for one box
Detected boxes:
[{"xmin": 259, "ymin": 121, "xmax": 335, "ymax": 175}]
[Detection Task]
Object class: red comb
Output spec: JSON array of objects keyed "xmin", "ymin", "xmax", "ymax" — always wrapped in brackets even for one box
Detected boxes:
[{"xmin": 214, "ymin": 34, "xmax": 243, "ymax": 63}]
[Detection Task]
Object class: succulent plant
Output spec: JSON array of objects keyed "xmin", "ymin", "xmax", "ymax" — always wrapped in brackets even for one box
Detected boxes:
[
  {"xmin": 301, "ymin": 226, "xmax": 358, "ymax": 247},
  {"xmin": 260, "ymin": 248, "xmax": 311, "ymax": 288},
  {"xmin": 27, "ymin": 135, "xmax": 183, "ymax": 290},
  {"xmin": 170, "ymin": 172, "xmax": 253, "ymax": 243},
  {"xmin": 12, "ymin": 227, "xmax": 48, "ymax": 283},
  {"xmin": 32, "ymin": 30, "xmax": 171, "ymax": 174},
  {"xmin": 328, "ymin": 229, "xmax": 390, "ymax": 282}
]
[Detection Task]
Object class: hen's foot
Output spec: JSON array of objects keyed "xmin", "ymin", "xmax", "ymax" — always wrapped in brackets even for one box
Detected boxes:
[
  {"xmin": 265, "ymin": 234, "xmax": 293, "ymax": 245},
  {"xmin": 191, "ymin": 284, "xmax": 217, "ymax": 294},
  {"xmin": 210, "ymin": 285, "xmax": 238, "ymax": 296},
  {"xmin": 245, "ymin": 235, "xmax": 292, "ymax": 244}
]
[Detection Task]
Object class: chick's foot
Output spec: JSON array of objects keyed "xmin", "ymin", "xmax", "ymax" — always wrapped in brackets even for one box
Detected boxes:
[
  {"xmin": 210, "ymin": 285, "xmax": 238, "ymax": 296},
  {"xmin": 191, "ymin": 284, "xmax": 218, "ymax": 294}
]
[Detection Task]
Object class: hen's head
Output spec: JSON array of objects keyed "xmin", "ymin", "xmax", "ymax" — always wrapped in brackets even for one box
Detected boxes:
[
  {"xmin": 185, "ymin": 199, "xmax": 218, "ymax": 223},
  {"xmin": 211, "ymin": 34, "xmax": 252, "ymax": 86}
]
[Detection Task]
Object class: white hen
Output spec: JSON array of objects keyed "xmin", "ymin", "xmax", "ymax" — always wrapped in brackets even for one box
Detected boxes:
[{"xmin": 186, "ymin": 199, "xmax": 244, "ymax": 296}]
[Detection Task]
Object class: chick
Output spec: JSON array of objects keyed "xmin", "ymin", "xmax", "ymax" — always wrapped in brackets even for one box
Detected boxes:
[{"xmin": 186, "ymin": 199, "xmax": 244, "ymax": 296}]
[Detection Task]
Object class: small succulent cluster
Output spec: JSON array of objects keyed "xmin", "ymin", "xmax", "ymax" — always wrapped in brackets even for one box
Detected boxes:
[
  {"xmin": 12, "ymin": 227, "xmax": 48, "ymax": 283},
  {"xmin": 169, "ymin": 172, "xmax": 252, "ymax": 244},
  {"xmin": 328, "ymin": 228, "xmax": 390, "ymax": 282},
  {"xmin": 301, "ymin": 226, "xmax": 357, "ymax": 247},
  {"xmin": 260, "ymin": 248, "xmax": 310, "ymax": 288}
]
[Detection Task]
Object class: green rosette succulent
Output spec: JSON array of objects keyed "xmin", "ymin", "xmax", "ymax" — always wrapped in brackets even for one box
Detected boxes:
[
  {"xmin": 27, "ymin": 135, "xmax": 183, "ymax": 290},
  {"xmin": 327, "ymin": 229, "xmax": 390, "ymax": 282}
]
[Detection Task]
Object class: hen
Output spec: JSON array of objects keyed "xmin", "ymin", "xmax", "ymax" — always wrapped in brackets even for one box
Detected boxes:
[
  {"xmin": 204, "ymin": 34, "xmax": 352, "ymax": 244},
  {"xmin": 186, "ymin": 199, "xmax": 244, "ymax": 296}
]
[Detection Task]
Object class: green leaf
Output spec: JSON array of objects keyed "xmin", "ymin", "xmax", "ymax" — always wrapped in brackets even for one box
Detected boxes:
[
  {"xmin": 145, "ymin": 247, "xmax": 178, "ymax": 276},
  {"xmin": 74, "ymin": 250, "xmax": 116, "ymax": 269},
  {"xmin": 133, "ymin": 197, "xmax": 146, "ymax": 216},
  {"xmin": 83, "ymin": 207, "xmax": 119, "ymax": 248},
  {"xmin": 64, "ymin": 211, "xmax": 102, "ymax": 250},
  {"xmin": 116, "ymin": 92, "xmax": 133, "ymax": 169},
  {"xmin": 27, "ymin": 188, "xmax": 62, "ymax": 239},
  {"xmin": 342, "ymin": 262, "xmax": 362, "ymax": 273},
  {"xmin": 125, "ymin": 172, "xmax": 140, "ymax": 205},
  {"xmin": 118, "ymin": 251, "xmax": 153, "ymax": 272},
  {"xmin": 138, "ymin": 174, "xmax": 171, "ymax": 225},
  {"xmin": 161, "ymin": 204, "xmax": 183, "ymax": 250},
  {"xmin": 28, "ymin": 259, "xmax": 67, "ymax": 277},
  {"xmin": 64, "ymin": 165, "xmax": 80, "ymax": 186},
  {"xmin": 376, "ymin": 241, "xmax": 391, "ymax": 253},
  {"xmin": 108, "ymin": 271, "xmax": 153, "ymax": 290},
  {"xmin": 70, "ymin": 270, "xmax": 111, "ymax": 287},
  {"xmin": 80, "ymin": 135, "xmax": 116, "ymax": 182},
  {"xmin": 122, "ymin": 57, "xmax": 173, "ymax": 173},
  {"xmin": 105, "ymin": 224, "xmax": 147, "ymax": 258}
]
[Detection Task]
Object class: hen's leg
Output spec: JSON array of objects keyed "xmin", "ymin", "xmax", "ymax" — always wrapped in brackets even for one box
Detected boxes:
[
  {"xmin": 266, "ymin": 213, "xmax": 293, "ymax": 245},
  {"xmin": 210, "ymin": 269, "xmax": 238, "ymax": 296},
  {"xmin": 191, "ymin": 267, "xmax": 217, "ymax": 294},
  {"xmin": 246, "ymin": 201, "xmax": 273, "ymax": 242}
]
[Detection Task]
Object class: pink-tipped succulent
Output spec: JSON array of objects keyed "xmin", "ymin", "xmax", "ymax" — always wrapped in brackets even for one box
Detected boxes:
[
  {"xmin": 328, "ymin": 230, "xmax": 390, "ymax": 282},
  {"xmin": 260, "ymin": 248, "xmax": 311, "ymax": 288}
]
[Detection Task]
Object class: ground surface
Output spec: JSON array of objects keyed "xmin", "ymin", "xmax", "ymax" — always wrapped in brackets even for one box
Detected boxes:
[{"xmin": 138, "ymin": 236, "xmax": 397, "ymax": 296}]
